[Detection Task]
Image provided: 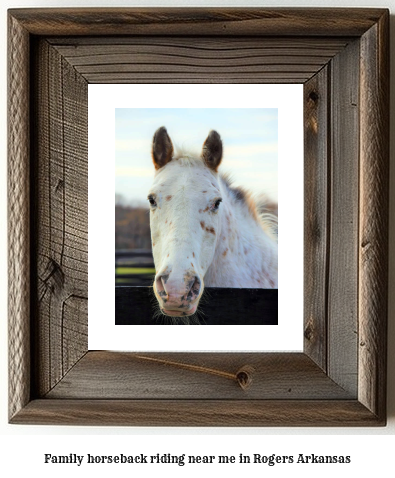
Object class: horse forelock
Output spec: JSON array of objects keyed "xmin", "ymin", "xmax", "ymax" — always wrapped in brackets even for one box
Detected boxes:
[
  {"xmin": 173, "ymin": 146, "xmax": 202, "ymax": 166},
  {"xmin": 153, "ymin": 148, "xmax": 209, "ymax": 181}
]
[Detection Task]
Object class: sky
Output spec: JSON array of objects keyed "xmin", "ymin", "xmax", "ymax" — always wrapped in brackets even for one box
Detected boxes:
[{"xmin": 115, "ymin": 108, "xmax": 278, "ymax": 206}]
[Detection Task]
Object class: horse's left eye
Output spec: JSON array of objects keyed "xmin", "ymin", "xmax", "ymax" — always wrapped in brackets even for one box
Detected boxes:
[{"xmin": 212, "ymin": 198, "xmax": 222, "ymax": 211}]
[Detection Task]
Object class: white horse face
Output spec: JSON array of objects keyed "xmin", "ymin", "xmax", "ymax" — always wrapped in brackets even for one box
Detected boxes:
[{"xmin": 148, "ymin": 127, "xmax": 223, "ymax": 318}]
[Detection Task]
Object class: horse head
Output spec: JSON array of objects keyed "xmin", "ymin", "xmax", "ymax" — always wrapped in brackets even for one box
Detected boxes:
[{"xmin": 148, "ymin": 126, "xmax": 223, "ymax": 318}]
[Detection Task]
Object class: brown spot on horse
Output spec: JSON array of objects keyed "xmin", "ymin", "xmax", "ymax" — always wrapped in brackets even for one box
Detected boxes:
[{"xmin": 199, "ymin": 205, "xmax": 210, "ymax": 213}]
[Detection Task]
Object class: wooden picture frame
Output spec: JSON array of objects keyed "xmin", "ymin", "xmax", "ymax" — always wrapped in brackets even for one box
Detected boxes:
[{"xmin": 8, "ymin": 8, "xmax": 389, "ymax": 426}]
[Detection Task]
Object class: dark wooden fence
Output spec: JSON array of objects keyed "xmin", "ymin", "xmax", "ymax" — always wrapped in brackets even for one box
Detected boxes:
[
  {"xmin": 115, "ymin": 286, "xmax": 278, "ymax": 325},
  {"xmin": 115, "ymin": 251, "xmax": 278, "ymax": 325},
  {"xmin": 115, "ymin": 249, "xmax": 155, "ymax": 286}
]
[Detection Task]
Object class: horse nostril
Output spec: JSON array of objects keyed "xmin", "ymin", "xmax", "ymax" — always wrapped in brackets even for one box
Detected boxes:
[
  {"xmin": 187, "ymin": 276, "xmax": 201, "ymax": 300},
  {"xmin": 155, "ymin": 274, "xmax": 169, "ymax": 298}
]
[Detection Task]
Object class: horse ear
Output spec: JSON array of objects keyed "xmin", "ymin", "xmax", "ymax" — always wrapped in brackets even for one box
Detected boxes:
[
  {"xmin": 202, "ymin": 130, "xmax": 222, "ymax": 171},
  {"xmin": 152, "ymin": 126, "xmax": 174, "ymax": 170}
]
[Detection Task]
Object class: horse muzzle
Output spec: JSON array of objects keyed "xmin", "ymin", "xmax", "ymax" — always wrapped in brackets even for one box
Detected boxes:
[{"xmin": 154, "ymin": 270, "xmax": 203, "ymax": 317}]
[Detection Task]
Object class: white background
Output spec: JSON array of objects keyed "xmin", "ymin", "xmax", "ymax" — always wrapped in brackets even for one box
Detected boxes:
[
  {"xmin": 88, "ymin": 84, "xmax": 303, "ymax": 351},
  {"xmin": 1, "ymin": 0, "xmax": 394, "ymax": 476}
]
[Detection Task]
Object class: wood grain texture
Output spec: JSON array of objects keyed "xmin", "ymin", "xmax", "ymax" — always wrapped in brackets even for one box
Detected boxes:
[
  {"xmin": 8, "ymin": 13, "xmax": 31, "ymax": 421},
  {"xmin": 49, "ymin": 37, "xmax": 350, "ymax": 84},
  {"xmin": 31, "ymin": 39, "xmax": 88, "ymax": 397},
  {"xmin": 11, "ymin": 399, "xmax": 384, "ymax": 427},
  {"xmin": 303, "ymin": 68, "xmax": 329, "ymax": 370},
  {"xmin": 8, "ymin": 8, "xmax": 387, "ymax": 37},
  {"xmin": 358, "ymin": 12, "xmax": 389, "ymax": 420},
  {"xmin": 45, "ymin": 352, "xmax": 353, "ymax": 400},
  {"xmin": 327, "ymin": 40, "xmax": 360, "ymax": 396}
]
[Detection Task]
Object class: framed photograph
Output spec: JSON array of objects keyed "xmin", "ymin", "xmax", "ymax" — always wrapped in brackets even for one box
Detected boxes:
[
  {"xmin": 88, "ymin": 83, "xmax": 303, "ymax": 350},
  {"xmin": 111, "ymin": 101, "xmax": 282, "ymax": 327},
  {"xmin": 8, "ymin": 8, "xmax": 389, "ymax": 426}
]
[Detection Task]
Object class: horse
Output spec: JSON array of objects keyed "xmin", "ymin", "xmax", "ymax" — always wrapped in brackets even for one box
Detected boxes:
[{"xmin": 148, "ymin": 126, "xmax": 278, "ymax": 322}]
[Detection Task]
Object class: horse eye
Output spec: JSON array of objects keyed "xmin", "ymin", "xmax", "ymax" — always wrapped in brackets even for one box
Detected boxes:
[
  {"xmin": 148, "ymin": 195, "xmax": 157, "ymax": 207},
  {"xmin": 212, "ymin": 198, "xmax": 222, "ymax": 211}
]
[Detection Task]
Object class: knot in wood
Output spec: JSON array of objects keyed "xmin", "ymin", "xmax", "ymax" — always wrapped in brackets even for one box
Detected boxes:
[
  {"xmin": 304, "ymin": 321, "xmax": 314, "ymax": 341},
  {"xmin": 43, "ymin": 258, "xmax": 65, "ymax": 292},
  {"xmin": 308, "ymin": 90, "xmax": 319, "ymax": 104},
  {"xmin": 236, "ymin": 365, "xmax": 254, "ymax": 390}
]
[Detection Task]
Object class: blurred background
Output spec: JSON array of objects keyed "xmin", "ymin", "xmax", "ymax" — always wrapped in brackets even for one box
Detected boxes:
[{"xmin": 115, "ymin": 108, "xmax": 278, "ymax": 286}]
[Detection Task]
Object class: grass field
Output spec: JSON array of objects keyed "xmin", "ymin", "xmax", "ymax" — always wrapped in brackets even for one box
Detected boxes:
[
  {"xmin": 115, "ymin": 266, "xmax": 155, "ymax": 285},
  {"xmin": 116, "ymin": 267, "xmax": 155, "ymax": 275}
]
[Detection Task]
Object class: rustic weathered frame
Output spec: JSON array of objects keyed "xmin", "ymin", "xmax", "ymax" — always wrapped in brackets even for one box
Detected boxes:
[{"xmin": 8, "ymin": 8, "xmax": 389, "ymax": 426}]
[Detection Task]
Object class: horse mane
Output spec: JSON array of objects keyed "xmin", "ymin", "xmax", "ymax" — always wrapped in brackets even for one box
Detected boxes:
[{"xmin": 220, "ymin": 173, "xmax": 278, "ymax": 242}]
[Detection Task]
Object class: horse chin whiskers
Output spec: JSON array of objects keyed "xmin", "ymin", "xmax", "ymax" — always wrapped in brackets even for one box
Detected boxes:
[
  {"xmin": 174, "ymin": 309, "xmax": 204, "ymax": 325},
  {"xmin": 197, "ymin": 286, "xmax": 210, "ymax": 306},
  {"xmin": 150, "ymin": 300, "xmax": 164, "ymax": 323},
  {"xmin": 148, "ymin": 287, "xmax": 167, "ymax": 323},
  {"xmin": 192, "ymin": 307, "xmax": 207, "ymax": 325},
  {"xmin": 158, "ymin": 303, "xmax": 205, "ymax": 325}
]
